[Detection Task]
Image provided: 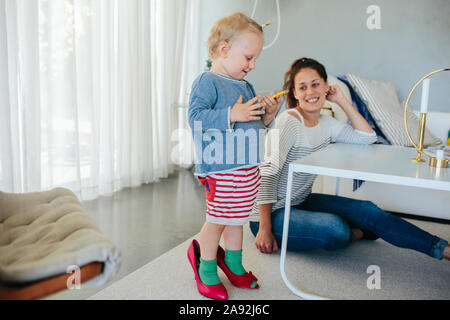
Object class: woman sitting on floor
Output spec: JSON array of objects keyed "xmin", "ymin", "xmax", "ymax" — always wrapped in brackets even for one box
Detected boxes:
[{"xmin": 249, "ymin": 57, "xmax": 450, "ymax": 261}]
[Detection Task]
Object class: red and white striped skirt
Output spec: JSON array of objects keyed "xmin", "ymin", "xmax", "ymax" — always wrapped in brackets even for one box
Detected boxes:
[{"xmin": 197, "ymin": 166, "xmax": 261, "ymax": 226}]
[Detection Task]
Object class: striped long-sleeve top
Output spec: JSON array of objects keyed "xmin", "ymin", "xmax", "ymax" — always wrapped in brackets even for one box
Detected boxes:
[{"xmin": 249, "ymin": 108, "xmax": 377, "ymax": 222}]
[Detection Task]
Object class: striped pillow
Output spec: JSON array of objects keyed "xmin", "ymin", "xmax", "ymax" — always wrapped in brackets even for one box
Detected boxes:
[{"xmin": 346, "ymin": 74, "xmax": 442, "ymax": 147}]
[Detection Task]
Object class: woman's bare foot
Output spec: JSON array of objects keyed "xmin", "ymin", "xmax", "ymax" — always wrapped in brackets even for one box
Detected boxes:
[{"xmin": 351, "ymin": 229, "xmax": 364, "ymax": 241}]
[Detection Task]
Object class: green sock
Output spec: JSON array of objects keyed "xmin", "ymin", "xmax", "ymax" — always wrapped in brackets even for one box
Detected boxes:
[
  {"xmin": 224, "ymin": 249, "xmax": 257, "ymax": 288},
  {"xmin": 199, "ymin": 258, "xmax": 221, "ymax": 285}
]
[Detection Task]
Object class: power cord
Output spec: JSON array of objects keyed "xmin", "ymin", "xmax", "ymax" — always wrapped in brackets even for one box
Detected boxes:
[{"xmin": 251, "ymin": 0, "xmax": 281, "ymax": 50}]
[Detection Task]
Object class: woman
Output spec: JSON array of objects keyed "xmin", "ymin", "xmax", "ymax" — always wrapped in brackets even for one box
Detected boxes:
[{"xmin": 249, "ymin": 57, "xmax": 450, "ymax": 261}]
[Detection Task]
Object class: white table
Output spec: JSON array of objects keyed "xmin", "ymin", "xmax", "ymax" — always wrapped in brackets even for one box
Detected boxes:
[{"xmin": 280, "ymin": 143, "xmax": 450, "ymax": 300}]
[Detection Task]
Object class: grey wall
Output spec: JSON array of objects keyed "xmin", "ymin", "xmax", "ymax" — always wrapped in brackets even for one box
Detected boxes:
[{"xmin": 198, "ymin": 0, "xmax": 450, "ymax": 112}]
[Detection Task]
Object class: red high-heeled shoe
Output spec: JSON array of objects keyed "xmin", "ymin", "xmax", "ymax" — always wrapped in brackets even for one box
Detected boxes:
[
  {"xmin": 187, "ymin": 240, "xmax": 228, "ymax": 300},
  {"xmin": 216, "ymin": 245, "xmax": 259, "ymax": 289}
]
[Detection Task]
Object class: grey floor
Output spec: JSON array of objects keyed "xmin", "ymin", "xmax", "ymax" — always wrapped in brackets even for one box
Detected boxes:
[
  {"xmin": 90, "ymin": 219, "xmax": 450, "ymax": 300},
  {"xmin": 46, "ymin": 168, "xmax": 206, "ymax": 300},
  {"xmin": 46, "ymin": 168, "xmax": 450, "ymax": 300}
]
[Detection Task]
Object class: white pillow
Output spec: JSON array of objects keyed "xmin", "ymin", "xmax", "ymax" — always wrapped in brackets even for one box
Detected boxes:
[{"xmin": 346, "ymin": 74, "xmax": 442, "ymax": 147}]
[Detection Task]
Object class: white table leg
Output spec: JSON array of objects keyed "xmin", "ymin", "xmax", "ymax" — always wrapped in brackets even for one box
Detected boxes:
[
  {"xmin": 335, "ymin": 177, "xmax": 340, "ymax": 196},
  {"xmin": 279, "ymin": 166, "xmax": 330, "ymax": 300}
]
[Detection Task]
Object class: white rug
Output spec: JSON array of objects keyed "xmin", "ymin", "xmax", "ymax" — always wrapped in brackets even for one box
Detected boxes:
[{"xmin": 90, "ymin": 219, "xmax": 450, "ymax": 300}]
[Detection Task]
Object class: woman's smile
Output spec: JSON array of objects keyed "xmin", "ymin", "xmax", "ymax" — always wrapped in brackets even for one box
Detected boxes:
[{"xmin": 305, "ymin": 97, "xmax": 320, "ymax": 104}]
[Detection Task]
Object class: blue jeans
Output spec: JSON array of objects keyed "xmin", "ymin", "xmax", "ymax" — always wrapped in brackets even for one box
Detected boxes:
[{"xmin": 250, "ymin": 194, "xmax": 448, "ymax": 259}]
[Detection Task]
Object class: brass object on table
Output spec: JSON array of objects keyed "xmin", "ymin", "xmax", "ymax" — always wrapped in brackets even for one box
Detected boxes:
[{"xmin": 403, "ymin": 68, "xmax": 449, "ymax": 169}]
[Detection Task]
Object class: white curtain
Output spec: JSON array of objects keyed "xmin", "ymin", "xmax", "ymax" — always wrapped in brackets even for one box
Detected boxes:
[{"xmin": 0, "ymin": 0, "xmax": 200, "ymax": 200}]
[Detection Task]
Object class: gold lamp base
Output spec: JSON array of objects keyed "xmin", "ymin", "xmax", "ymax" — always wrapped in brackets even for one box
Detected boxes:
[
  {"xmin": 410, "ymin": 113, "xmax": 427, "ymax": 163},
  {"xmin": 411, "ymin": 155, "xmax": 426, "ymax": 163}
]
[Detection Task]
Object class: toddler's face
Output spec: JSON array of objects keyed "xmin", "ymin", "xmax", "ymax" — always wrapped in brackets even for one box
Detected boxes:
[
  {"xmin": 293, "ymin": 68, "xmax": 329, "ymax": 113},
  {"xmin": 221, "ymin": 32, "xmax": 263, "ymax": 80}
]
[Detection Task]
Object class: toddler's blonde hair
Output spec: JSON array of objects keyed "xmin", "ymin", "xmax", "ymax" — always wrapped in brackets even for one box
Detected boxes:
[{"xmin": 207, "ymin": 12, "xmax": 263, "ymax": 59}]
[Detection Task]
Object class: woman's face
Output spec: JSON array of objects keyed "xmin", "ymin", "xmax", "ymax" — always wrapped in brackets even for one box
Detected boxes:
[{"xmin": 292, "ymin": 68, "xmax": 329, "ymax": 113}]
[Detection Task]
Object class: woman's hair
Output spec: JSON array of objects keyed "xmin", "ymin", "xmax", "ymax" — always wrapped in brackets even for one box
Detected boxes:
[
  {"xmin": 207, "ymin": 12, "xmax": 263, "ymax": 59},
  {"xmin": 283, "ymin": 58, "xmax": 328, "ymax": 108}
]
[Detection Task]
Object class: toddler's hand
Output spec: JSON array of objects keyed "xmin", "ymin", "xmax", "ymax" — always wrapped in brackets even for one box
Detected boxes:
[
  {"xmin": 230, "ymin": 95, "xmax": 265, "ymax": 124},
  {"xmin": 260, "ymin": 94, "xmax": 280, "ymax": 127}
]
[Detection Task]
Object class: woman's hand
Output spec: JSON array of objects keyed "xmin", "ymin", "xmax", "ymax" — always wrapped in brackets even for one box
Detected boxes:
[
  {"xmin": 326, "ymin": 85, "xmax": 347, "ymax": 105},
  {"xmin": 327, "ymin": 85, "xmax": 375, "ymax": 133},
  {"xmin": 255, "ymin": 227, "xmax": 279, "ymax": 254},
  {"xmin": 260, "ymin": 94, "xmax": 280, "ymax": 127}
]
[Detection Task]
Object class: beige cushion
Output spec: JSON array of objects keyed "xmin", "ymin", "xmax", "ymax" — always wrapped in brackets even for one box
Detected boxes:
[{"xmin": 0, "ymin": 188, "xmax": 120, "ymax": 286}]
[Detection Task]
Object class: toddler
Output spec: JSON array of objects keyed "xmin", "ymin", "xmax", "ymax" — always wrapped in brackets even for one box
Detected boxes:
[{"xmin": 187, "ymin": 12, "xmax": 279, "ymax": 300}]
